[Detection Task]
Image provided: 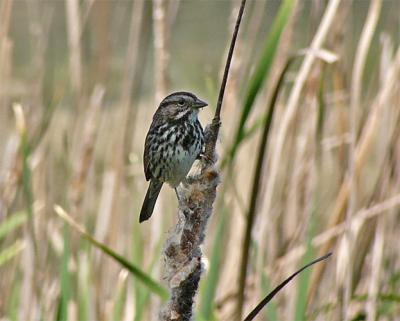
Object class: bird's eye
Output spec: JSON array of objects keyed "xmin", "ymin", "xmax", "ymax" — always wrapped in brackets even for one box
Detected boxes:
[{"xmin": 178, "ymin": 99, "xmax": 185, "ymax": 106}]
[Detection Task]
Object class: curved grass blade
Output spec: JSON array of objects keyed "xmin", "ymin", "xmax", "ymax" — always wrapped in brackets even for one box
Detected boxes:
[
  {"xmin": 54, "ymin": 205, "xmax": 168, "ymax": 301},
  {"xmin": 243, "ymin": 253, "xmax": 332, "ymax": 321}
]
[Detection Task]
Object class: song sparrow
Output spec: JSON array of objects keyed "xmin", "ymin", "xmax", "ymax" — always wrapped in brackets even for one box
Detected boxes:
[{"xmin": 139, "ymin": 91, "xmax": 207, "ymax": 223}]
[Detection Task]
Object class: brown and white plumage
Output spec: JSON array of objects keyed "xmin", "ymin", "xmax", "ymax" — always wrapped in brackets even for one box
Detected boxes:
[{"xmin": 139, "ymin": 92, "xmax": 207, "ymax": 223}]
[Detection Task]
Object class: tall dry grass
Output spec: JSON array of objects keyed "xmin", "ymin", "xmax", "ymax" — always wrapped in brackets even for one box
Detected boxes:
[{"xmin": 0, "ymin": 1, "xmax": 399, "ymax": 321}]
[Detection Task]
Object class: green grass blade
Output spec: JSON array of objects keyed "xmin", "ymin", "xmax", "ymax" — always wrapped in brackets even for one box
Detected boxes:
[
  {"xmin": 13, "ymin": 105, "xmax": 37, "ymax": 252},
  {"xmin": 0, "ymin": 211, "xmax": 27, "ymax": 240},
  {"xmin": 0, "ymin": 241, "xmax": 25, "ymax": 266},
  {"xmin": 293, "ymin": 210, "xmax": 316, "ymax": 320},
  {"xmin": 57, "ymin": 225, "xmax": 70, "ymax": 321},
  {"xmin": 222, "ymin": 0, "xmax": 295, "ymax": 167},
  {"xmin": 7, "ymin": 276, "xmax": 21, "ymax": 321},
  {"xmin": 198, "ymin": 210, "xmax": 226, "ymax": 320},
  {"xmin": 54, "ymin": 205, "xmax": 168, "ymax": 301}
]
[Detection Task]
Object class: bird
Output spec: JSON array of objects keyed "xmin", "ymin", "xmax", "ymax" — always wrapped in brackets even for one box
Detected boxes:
[{"xmin": 139, "ymin": 91, "xmax": 208, "ymax": 223}]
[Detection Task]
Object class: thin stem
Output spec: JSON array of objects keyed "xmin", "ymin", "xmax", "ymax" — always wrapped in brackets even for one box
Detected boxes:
[
  {"xmin": 215, "ymin": 0, "xmax": 246, "ymax": 120},
  {"xmin": 205, "ymin": 0, "xmax": 247, "ymax": 160}
]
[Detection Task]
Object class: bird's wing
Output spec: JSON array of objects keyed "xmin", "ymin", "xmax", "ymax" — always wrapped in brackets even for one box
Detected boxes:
[
  {"xmin": 144, "ymin": 164, "xmax": 151, "ymax": 181},
  {"xmin": 144, "ymin": 142, "xmax": 152, "ymax": 181},
  {"xmin": 143, "ymin": 122, "xmax": 154, "ymax": 181}
]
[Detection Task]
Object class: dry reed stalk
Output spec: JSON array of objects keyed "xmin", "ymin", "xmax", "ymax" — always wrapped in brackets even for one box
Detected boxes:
[
  {"xmin": 153, "ymin": 0, "xmax": 167, "ymax": 102},
  {"xmin": 18, "ymin": 236, "xmax": 36, "ymax": 321},
  {"xmin": 90, "ymin": 2, "xmax": 110, "ymax": 85},
  {"xmin": 0, "ymin": 136, "xmax": 19, "ymax": 220},
  {"xmin": 65, "ymin": 0, "xmax": 83, "ymax": 98},
  {"xmin": 112, "ymin": 269, "xmax": 129, "ymax": 320},
  {"xmin": 0, "ymin": 0, "xmax": 12, "ymax": 120},
  {"xmin": 121, "ymin": 0, "xmax": 145, "ymax": 160},
  {"xmin": 343, "ymin": 1, "xmax": 382, "ymax": 319},
  {"xmin": 365, "ymin": 204, "xmax": 386, "ymax": 321},
  {"xmin": 349, "ymin": 114, "xmax": 400, "ymax": 295},
  {"xmin": 271, "ymin": 192, "xmax": 400, "ymax": 273},
  {"xmin": 68, "ymin": 301, "xmax": 78, "ymax": 321},
  {"xmin": 70, "ymin": 85, "xmax": 104, "ymax": 210},
  {"xmin": 285, "ymin": 94, "xmax": 317, "ymax": 249},
  {"xmin": 94, "ymin": 170, "xmax": 116, "ymax": 250},
  {"xmin": 0, "ymin": 0, "xmax": 12, "ymax": 41},
  {"xmin": 349, "ymin": 35, "xmax": 400, "ymax": 298},
  {"xmin": 0, "ymin": 0, "xmax": 12, "ymax": 76},
  {"xmin": 328, "ymin": 2, "xmax": 349, "ymax": 179},
  {"xmin": 123, "ymin": 284, "xmax": 135, "ymax": 321},
  {"xmin": 25, "ymin": 1, "xmax": 46, "ymax": 97},
  {"xmin": 283, "ymin": 101, "xmax": 318, "ymax": 318},
  {"xmin": 81, "ymin": 0, "xmax": 95, "ymax": 31},
  {"xmin": 165, "ymin": 0, "xmax": 181, "ymax": 34},
  {"xmin": 350, "ymin": 0, "xmax": 382, "ymax": 126},
  {"xmin": 0, "ymin": 0, "xmax": 14, "ymax": 223},
  {"xmin": 308, "ymin": 47, "xmax": 400, "ymax": 302},
  {"xmin": 259, "ymin": 0, "xmax": 342, "ymax": 261}
]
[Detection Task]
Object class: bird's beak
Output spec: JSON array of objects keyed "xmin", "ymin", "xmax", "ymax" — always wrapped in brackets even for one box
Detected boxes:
[{"xmin": 193, "ymin": 98, "xmax": 208, "ymax": 109}]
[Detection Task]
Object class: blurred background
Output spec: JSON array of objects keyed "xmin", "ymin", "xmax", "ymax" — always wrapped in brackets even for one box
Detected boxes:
[{"xmin": 0, "ymin": 0, "xmax": 399, "ymax": 320}]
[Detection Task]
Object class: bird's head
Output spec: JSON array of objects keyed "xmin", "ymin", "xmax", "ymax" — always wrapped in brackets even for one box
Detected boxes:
[{"xmin": 157, "ymin": 91, "xmax": 208, "ymax": 122}]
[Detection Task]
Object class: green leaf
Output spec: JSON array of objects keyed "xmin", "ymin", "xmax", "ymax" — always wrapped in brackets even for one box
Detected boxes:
[
  {"xmin": 0, "ymin": 241, "xmax": 25, "ymax": 266},
  {"xmin": 0, "ymin": 211, "xmax": 27, "ymax": 240},
  {"xmin": 57, "ymin": 225, "xmax": 70, "ymax": 321},
  {"xmin": 54, "ymin": 205, "xmax": 168, "ymax": 301},
  {"xmin": 293, "ymin": 211, "xmax": 315, "ymax": 320}
]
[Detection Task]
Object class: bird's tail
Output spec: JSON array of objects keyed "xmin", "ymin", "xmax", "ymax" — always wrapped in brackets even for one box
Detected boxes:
[{"xmin": 139, "ymin": 180, "xmax": 163, "ymax": 223}]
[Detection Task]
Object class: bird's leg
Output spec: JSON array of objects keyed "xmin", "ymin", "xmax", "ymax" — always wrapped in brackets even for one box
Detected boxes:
[
  {"xmin": 197, "ymin": 152, "xmax": 214, "ymax": 165},
  {"xmin": 174, "ymin": 187, "xmax": 181, "ymax": 202}
]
